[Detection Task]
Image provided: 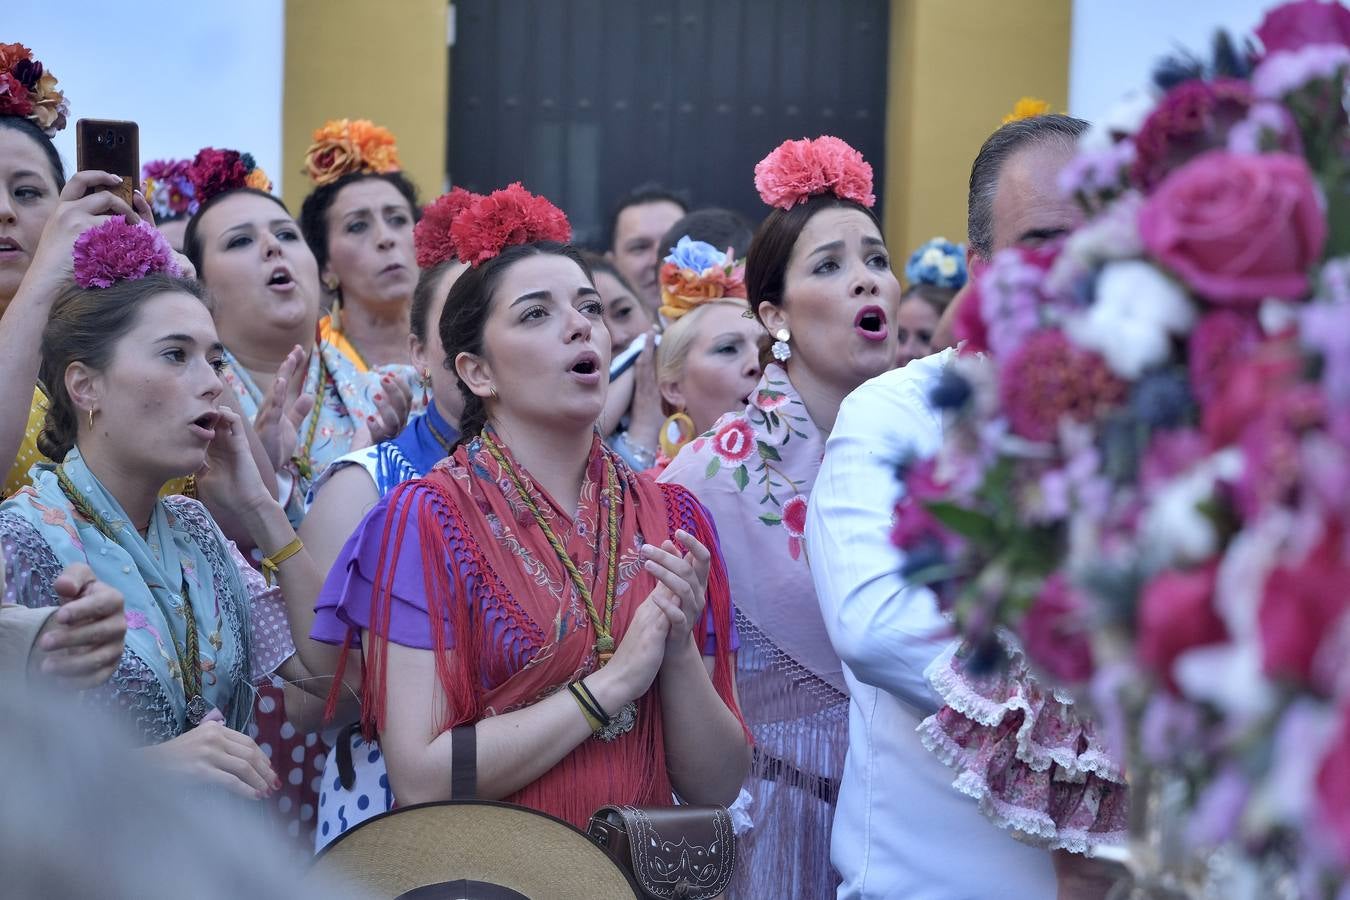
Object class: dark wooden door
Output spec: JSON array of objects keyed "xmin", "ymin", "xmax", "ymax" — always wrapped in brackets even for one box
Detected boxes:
[{"xmin": 448, "ymin": 0, "xmax": 891, "ymax": 247}]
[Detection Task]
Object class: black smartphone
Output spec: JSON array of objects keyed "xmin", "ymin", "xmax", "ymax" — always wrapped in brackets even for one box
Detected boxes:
[{"xmin": 75, "ymin": 118, "xmax": 140, "ymax": 207}]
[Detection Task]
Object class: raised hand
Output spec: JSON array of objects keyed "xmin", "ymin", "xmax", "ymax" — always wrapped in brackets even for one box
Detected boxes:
[
  {"xmin": 22, "ymin": 172, "xmax": 143, "ymax": 295},
  {"xmin": 252, "ymin": 344, "xmax": 314, "ymax": 472},
  {"xmin": 353, "ymin": 371, "xmax": 413, "ymax": 449},
  {"xmin": 640, "ymin": 529, "xmax": 712, "ymax": 653},
  {"xmin": 196, "ymin": 406, "xmax": 273, "ymax": 518},
  {"xmin": 30, "ymin": 563, "xmax": 126, "ymax": 689}
]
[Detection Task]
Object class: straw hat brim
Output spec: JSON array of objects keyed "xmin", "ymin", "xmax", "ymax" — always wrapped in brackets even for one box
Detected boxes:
[{"xmin": 310, "ymin": 800, "xmax": 640, "ymax": 899}]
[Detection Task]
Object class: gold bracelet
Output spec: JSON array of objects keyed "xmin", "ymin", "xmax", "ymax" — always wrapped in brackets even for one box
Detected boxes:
[{"xmin": 260, "ymin": 536, "xmax": 304, "ymax": 586}]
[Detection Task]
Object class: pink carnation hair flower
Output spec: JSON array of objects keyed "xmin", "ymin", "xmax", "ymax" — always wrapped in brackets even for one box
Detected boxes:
[
  {"xmin": 72, "ymin": 219, "xmax": 182, "ymax": 289},
  {"xmin": 449, "ymin": 182, "xmax": 571, "ymax": 266},
  {"xmin": 754, "ymin": 135, "xmax": 875, "ymax": 210},
  {"xmin": 414, "ymin": 187, "xmax": 480, "ymax": 268}
]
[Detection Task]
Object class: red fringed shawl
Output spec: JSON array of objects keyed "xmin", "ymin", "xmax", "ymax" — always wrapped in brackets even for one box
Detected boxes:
[{"xmin": 334, "ymin": 434, "xmax": 745, "ymax": 828}]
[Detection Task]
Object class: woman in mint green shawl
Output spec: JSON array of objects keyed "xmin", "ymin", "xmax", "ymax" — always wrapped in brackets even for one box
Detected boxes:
[{"xmin": 0, "ymin": 228, "xmax": 338, "ymax": 798}]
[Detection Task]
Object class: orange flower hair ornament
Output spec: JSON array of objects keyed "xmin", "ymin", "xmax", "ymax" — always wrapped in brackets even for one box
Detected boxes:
[
  {"xmin": 0, "ymin": 42, "xmax": 69, "ymax": 135},
  {"xmin": 304, "ymin": 118, "xmax": 402, "ymax": 187},
  {"xmin": 414, "ymin": 187, "xmax": 481, "ymax": 269},
  {"xmin": 658, "ymin": 236, "xmax": 748, "ymax": 321},
  {"xmin": 449, "ymin": 182, "xmax": 571, "ymax": 266},
  {"xmin": 1003, "ymin": 97, "xmax": 1053, "ymax": 124},
  {"xmin": 754, "ymin": 135, "xmax": 875, "ymax": 210}
]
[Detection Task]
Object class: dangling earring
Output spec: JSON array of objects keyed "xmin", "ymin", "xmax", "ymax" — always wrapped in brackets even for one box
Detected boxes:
[
  {"xmin": 419, "ymin": 369, "xmax": 432, "ymax": 389},
  {"xmin": 87, "ymin": 408, "xmax": 95, "ymax": 429},
  {"xmin": 659, "ymin": 411, "xmax": 696, "ymax": 460},
  {"xmin": 772, "ymin": 328, "xmax": 792, "ymax": 362}
]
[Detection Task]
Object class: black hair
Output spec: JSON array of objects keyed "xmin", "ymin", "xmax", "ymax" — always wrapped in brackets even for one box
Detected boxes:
[
  {"xmin": 605, "ymin": 183, "xmax": 689, "ymax": 251},
  {"xmin": 297, "ymin": 171, "xmax": 421, "ymax": 276},
  {"xmin": 439, "ymin": 242, "xmax": 592, "ymax": 444},
  {"xmin": 657, "ymin": 207, "xmax": 756, "ymax": 264},
  {"xmin": 182, "ymin": 187, "xmax": 293, "ymax": 278},
  {"xmin": 0, "ymin": 116, "xmax": 66, "ymax": 191},
  {"xmin": 410, "ymin": 258, "xmax": 459, "ymax": 344},
  {"xmin": 39, "ymin": 274, "xmax": 210, "ymax": 461},
  {"xmin": 967, "ymin": 113, "xmax": 1088, "ymax": 259}
]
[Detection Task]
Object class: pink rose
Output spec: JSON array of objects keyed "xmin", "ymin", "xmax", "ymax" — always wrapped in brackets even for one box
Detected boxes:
[
  {"xmin": 1256, "ymin": 0, "xmax": 1350, "ymax": 54},
  {"xmin": 1137, "ymin": 562, "xmax": 1227, "ymax": 693},
  {"xmin": 1018, "ymin": 574, "xmax": 1095, "ymax": 683},
  {"xmin": 1139, "ymin": 151, "xmax": 1327, "ymax": 304},
  {"xmin": 1259, "ymin": 524, "xmax": 1350, "ymax": 693},
  {"xmin": 1315, "ymin": 706, "xmax": 1350, "ymax": 864},
  {"xmin": 710, "ymin": 419, "xmax": 756, "ymax": 465}
]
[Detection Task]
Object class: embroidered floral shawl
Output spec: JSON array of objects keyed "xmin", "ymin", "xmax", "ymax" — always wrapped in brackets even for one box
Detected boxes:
[
  {"xmin": 315, "ymin": 432, "xmax": 746, "ymax": 828},
  {"xmin": 659, "ymin": 363, "xmax": 844, "ymax": 693}
]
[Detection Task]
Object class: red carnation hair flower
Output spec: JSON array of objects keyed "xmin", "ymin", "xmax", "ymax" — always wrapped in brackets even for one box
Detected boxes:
[
  {"xmin": 187, "ymin": 147, "xmax": 271, "ymax": 206},
  {"xmin": 414, "ymin": 187, "xmax": 480, "ymax": 268},
  {"xmin": 449, "ymin": 182, "xmax": 571, "ymax": 266},
  {"xmin": 754, "ymin": 135, "xmax": 875, "ymax": 210}
]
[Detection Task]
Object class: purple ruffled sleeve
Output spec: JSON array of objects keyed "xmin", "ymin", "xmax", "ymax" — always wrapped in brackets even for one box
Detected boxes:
[{"xmin": 310, "ymin": 485, "xmax": 454, "ymax": 652}]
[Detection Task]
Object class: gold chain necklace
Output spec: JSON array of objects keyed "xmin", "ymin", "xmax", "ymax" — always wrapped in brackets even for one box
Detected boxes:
[
  {"xmin": 56, "ymin": 466, "xmax": 211, "ymax": 725},
  {"xmin": 292, "ymin": 348, "xmax": 330, "ymax": 482},
  {"xmin": 480, "ymin": 431, "xmax": 622, "ymax": 664}
]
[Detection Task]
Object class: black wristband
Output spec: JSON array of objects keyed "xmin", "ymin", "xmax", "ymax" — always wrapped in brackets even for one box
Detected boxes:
[
  {"xmin": 574, "ymin": 680, "xmax": 612, "ymax": 727},
  {"xmin": 450, "ymin": 724, "xmax": 477, "ymax": 799}
]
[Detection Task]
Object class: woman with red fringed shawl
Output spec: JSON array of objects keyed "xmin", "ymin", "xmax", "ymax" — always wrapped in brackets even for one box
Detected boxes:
[{"xmin": 310, "ymin": 184, "xmax": 750, "ymax": 828}]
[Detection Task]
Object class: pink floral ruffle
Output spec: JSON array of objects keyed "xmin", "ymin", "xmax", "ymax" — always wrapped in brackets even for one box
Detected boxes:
[{"xmin": 919, "ymin": 641, "xmax": 1129, "ymax": 854}]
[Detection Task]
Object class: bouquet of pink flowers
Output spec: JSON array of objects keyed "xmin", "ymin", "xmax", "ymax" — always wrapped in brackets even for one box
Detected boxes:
[{"xmin": 893, "ymin": 1, "xmax": 1350, "ymax": 891}]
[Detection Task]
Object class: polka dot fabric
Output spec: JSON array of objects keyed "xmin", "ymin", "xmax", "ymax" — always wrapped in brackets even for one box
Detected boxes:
[
  {"xmin": 2, "ymin": 388, "xmax": 49, "ymax": 499},
  {"xmin": 249, "ymin": 684, "xmax": 329, "ymax": 850},
  {"xmin": 315, "ymin": 729, "xmax": 393, "ymax": 852}
]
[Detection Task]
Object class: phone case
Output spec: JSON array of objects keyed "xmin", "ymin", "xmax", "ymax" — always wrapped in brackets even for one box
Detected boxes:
[{"xmin": 76, "ymin": 119, "xmax": 140, "ymax": 207}]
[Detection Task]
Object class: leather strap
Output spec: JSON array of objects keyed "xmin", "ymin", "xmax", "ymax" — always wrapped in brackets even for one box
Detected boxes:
[
  {"xmin": 450, "ymin": 724, "xmax": 477, "ymax": 799},
  {"xmin": 335, "ymin": 721, "xmax": 361, "ymax": 790}
]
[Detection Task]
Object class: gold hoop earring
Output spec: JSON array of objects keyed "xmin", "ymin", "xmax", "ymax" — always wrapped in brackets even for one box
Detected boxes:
[
  {"xmin": 489, "ymin": 387, "xmax": 499, "ymax": 400},
  {"xmin": 659, "ymin": 411, "xmax": 696, "ymax": 460}
]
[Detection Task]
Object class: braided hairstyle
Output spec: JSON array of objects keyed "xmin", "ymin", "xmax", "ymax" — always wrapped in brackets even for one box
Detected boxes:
[{"xmin": 438, "ymin": 242, "xmax": 592, "ymax": 446}]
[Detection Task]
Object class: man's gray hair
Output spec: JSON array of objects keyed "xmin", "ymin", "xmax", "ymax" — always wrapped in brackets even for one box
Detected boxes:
[{"xmin": 967, "ymin": 114, "xmax": 1089, "ymax": 260}]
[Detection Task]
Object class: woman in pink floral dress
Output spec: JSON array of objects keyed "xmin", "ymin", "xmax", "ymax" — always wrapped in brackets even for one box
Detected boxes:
[{"xmin": 659, "ymin": 136, "xmax": 902, "ymax": 898}]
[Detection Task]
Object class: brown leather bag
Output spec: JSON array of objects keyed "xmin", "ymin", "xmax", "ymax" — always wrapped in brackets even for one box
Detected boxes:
[{"xmin": 586, "ymin": 805, "xmax": 736, "ymax": 900}]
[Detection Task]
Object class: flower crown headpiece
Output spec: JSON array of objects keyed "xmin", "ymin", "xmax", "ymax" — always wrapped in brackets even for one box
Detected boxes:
[
  {"xmin": 414, "ymin": 187, "xmax": 481, "ymax": 269},
  {"xmin": 0, "ymin": 42, "xmax": 69, "ymax": 136},
  {"xmin": 1003, "ymin": 96, "xmax": 1053, "ymax": 124},
  {"xmin": 905, "ymin": 237, "xmax": 969, "ymax": 291},
  {"xmin": 658, "ymin": 236, "xmax": 748, "ymax": 321},
  {"xmin": 754, "ymin": 135, "xmax": 875, "ymax": 210},
  {"xmin": 72, "ymin": 219, "xmax": 183, "ymax": 289},
  {"xmin": 449, "ymin": 182, "xmax": 571, "ymax": 266},
  {"xmin": 187, "ymin": 147, "xmax": 273, "ymax": 207},
  {"xmin": 304, "ymin": 118, "xmax": 402, "ymax": 187},
  {"xmin": 142, "ymin": 159, "xmax": 197, "ymax": 220}
]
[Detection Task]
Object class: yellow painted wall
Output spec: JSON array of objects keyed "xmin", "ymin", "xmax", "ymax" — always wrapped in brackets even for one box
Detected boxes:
[
  {"xmin": 884, "ymin": 0, "xmax": 1072, "ymax": 264},
  {"xmin": 282, "ymin": 0, "xmax": 449, "ymax": 212}
]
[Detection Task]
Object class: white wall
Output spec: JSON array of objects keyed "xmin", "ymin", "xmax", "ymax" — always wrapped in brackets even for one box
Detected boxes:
[
  {"xmin": 7, "ymin": 1, "xmax": 285, "ymax": 192},
  {"xmin": 1070, "ymin": 0, "xmax": 1275, "ymax": 122}
]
